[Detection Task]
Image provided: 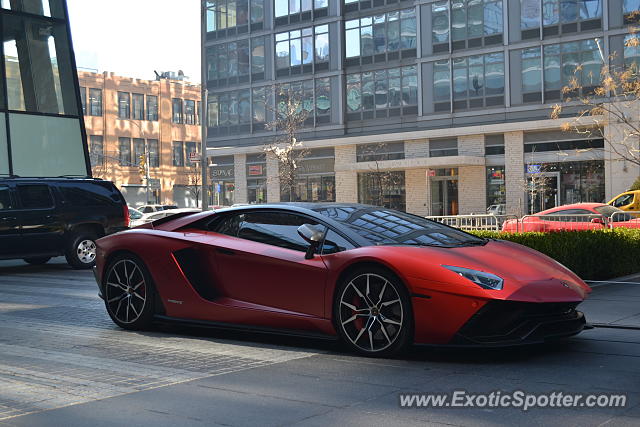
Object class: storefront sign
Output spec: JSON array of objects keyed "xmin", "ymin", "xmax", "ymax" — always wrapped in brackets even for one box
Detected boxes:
[
  {"xmin": 427, "ymin": 169, "xmax": 436, "ymax": 177},
  {"xmin": 211, "ymin": 165, "xmax": 234, "ymax": 179},
  {"xmin": 297, "ymin": 158, "xmax": 335, "ymax": 175},
  {"xmin": 248, "ymin": 164, "xmax": 264, "ymax": 176},
  {"xmin": 527, "ymin": 164, "xmax": 542, "ymax": 174}
]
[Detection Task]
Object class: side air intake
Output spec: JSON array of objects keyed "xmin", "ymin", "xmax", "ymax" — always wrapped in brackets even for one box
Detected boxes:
[{"xmin": 173, "ymin": 248, "xmax": 217, "ymax": 301}]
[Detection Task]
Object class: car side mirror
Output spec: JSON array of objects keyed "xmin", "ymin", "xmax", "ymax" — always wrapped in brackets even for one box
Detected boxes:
[
  {"xmin": 297, "ymin": 224, "xmax": 325, "ymax": 259},
  {"xmin": 590, "ymin": 217, "xmax": 604, "ymax": 224}
]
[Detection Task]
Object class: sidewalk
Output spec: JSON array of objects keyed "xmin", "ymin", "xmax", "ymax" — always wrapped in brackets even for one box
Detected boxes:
[{"xmin": 581, "ymin": 274, "xmax": 640, "ymax": 328}]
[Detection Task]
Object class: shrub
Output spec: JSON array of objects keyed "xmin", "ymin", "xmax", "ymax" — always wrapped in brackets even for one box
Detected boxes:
[
  {"xmin": 470, "ymin": 229, "xmax": 640, "ymax": 280},
  {"xmin": 631, "ymin": 176, "xmax": 640, "ymax": 191}
]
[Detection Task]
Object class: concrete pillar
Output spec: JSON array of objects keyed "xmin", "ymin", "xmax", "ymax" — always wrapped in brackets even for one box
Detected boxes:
[
  {"xmin": 335, "ymin": 145, "xmax": 358, "ymax": 203},
  {"xmin": 266, "ymin": 151, "xmax": 280, "ymax": 203},
  {"xmin": 406, "ymin": 168, "xmax": 429, "ymax": 216},
  {"xmin": 234, "ymin": 153, "xmax": 247, "ymax": 204},
  {"xmin": 604, "ymin": 122, "xmax": 640, "ymax": 201},
  {"xmin": 458, "ymin": 134, "xmax": 485, "ymax": 157},
  {"xmin": 505, "ymin": 131, "xmax": 525, "ymax": 216},
  {"xmin": 458, "ymin": 166, "xmax": 487, "ymax": 214},
  {"xmin": 405, "ymin": 139, "xmax": 429, "ymax": 159}
]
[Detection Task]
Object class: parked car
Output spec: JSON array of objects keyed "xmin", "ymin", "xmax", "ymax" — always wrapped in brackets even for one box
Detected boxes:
[
  {"xmin": 486, "ymin": 204, "xmax": 506, "ymax": 216},
  {"xmin": 137, "ymin": 204, "xmax": 178, "ymax": 214},
  {"xmin": 502, "ymin": 203, "xmax": 640, "ymax": 232},
  {"xmin": 128, "ymin": 207, "xmax": 143, "ymax": 223},
  {"xmin": 94, "ymin": 203, "xmax": 590, "ymax": 357},
  {"xmin": 129, "ymin": 208, "xmax": 200, "ymax": 228},
  {"xmin": 608, "ymin": 190, "xmax": 640, "ymax": 212},
  {"xmin": 0, "ymin": 178, "xmax": 128, "ymax": 269}
]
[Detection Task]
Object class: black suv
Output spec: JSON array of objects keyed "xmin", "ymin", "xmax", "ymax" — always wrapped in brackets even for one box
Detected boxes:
[{"xmin": 0, "ymin": 178, "xmax": 129, "ymax": 269}]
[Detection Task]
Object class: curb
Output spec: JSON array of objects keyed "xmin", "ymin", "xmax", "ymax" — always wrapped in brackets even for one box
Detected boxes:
[{"xmin": 585, "ymin": 272, "xmax": 640, "ymax": 288}]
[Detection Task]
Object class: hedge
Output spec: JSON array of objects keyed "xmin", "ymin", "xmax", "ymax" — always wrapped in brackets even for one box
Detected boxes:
[{"xmin": 469, "ymin": 229, "xmax": 640, "ymax": 281}]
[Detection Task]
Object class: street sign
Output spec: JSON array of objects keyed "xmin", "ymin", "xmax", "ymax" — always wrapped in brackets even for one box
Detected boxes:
[
  {"xmin": 148, "ymin": 178, "xmax": 161, "ymax": 190},
  {"xmin": 215, "ymin": 184, "xmax": 221, "ymax": 193},
  {"xmin": 248, "ymin": 165, "xmax": 263, "ymax": 176},
  {"xmin": 188, "ymin": 152, "xmax": 201, "ymax": 162},
  {"xmin": 427, "ymin": 169, "xmax": 436, "ymax": 177}
]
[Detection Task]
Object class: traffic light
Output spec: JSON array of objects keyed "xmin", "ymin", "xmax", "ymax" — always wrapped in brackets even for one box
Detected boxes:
[{"xmin": 138, "ymin": 154, "xmax": 146, "ymax": 177}]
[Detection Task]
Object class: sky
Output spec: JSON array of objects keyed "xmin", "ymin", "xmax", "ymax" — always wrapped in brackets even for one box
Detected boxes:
[{"xmin": 67, "ymin": 0, "xmax": 201, "ymax": 83}]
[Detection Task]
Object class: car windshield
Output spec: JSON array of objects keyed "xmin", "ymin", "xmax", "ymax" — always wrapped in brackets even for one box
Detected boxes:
[
  {"xmin": 595, "ymin": 205, "xmax": 631, "ymax": 222},
  {"xmin": 314, "ymin": 206, "xmax": 486, "ymax": 247},
  {"xmin": 129, "ymin": 209, "xmax": 142, "ymax": 220}
]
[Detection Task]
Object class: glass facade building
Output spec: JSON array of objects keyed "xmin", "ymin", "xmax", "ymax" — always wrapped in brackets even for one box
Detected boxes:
[
  {"xmin": 202, "ymin": 0, "xmax": 640, "ymax": 214},
  {"xmin": 0, "ymin": 0, "xmax": 89, "ymax": 178}
]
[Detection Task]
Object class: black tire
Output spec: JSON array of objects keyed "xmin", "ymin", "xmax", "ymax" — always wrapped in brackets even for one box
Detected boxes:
[
  {"xmin": 333, "ymin": 266, "xmax": 413, "ymax": 358},
  {"xmin": 64, "ymin": 231, "xmax": 98, "ymax": 269},
  {"xmin": 103, "ymin": 253, "xmax": 155, "ymax": 330},
  {"xmin": 23, "ymin": 257, "xmax": 51, "ymax": 265}
]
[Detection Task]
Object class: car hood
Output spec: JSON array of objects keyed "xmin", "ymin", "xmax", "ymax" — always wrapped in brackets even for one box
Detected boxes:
[{"xmin": 371, "ymin": 240, "xmax": 590, "ymax": 302}]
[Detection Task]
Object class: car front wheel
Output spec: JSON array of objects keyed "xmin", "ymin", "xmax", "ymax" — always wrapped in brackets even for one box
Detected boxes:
[{"xmin": 334, "ymin": 267, "xmax": 412, "ymax": 357}]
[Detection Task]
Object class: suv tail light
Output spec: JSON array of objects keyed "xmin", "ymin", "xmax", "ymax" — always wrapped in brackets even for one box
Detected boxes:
[{"xmin": 123, "ymin": 205, "xmax": 130, "ymax": 228}]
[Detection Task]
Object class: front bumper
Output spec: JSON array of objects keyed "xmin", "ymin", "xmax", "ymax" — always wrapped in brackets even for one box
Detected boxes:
[
  {"xmin": 450, "ymin": 300, "xmax": 586, "ymax": 346},
  {"xmin": 92, "ymin": 266, "xmax": 104, "ymax": 300}
]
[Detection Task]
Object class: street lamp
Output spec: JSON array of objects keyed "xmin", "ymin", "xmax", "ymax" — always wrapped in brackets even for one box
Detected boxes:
[{"xmin": 200, "ymin": 1, "xmax": 209, "ymax": 211}]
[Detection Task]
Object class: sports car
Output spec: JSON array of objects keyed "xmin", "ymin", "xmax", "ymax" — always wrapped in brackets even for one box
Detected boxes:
[{"xmin": 93, "ymin": 203, "xmax": 590, "ymax": 357}]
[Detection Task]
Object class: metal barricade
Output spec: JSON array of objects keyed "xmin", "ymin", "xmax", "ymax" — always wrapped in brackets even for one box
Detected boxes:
[
  {"xmin": 609, "ymin": 211, "xmax": 640, "ymax": 229},
  {"xmin": 516, "ymin": 214, "xmax": 608, "ymax": 233},
  {"xmin": 425, "ymin": 214, "xmax": 518, "ymax": 232}
]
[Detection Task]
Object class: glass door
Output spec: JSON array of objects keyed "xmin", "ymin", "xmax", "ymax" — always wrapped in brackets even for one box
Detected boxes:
[
  {"xmin": 430, "ymin": 178, "xmax": 459, "ymax": 216},
  {"xmin": 527, "ymin": 172, "xmax": 559, "ymax": 214}
]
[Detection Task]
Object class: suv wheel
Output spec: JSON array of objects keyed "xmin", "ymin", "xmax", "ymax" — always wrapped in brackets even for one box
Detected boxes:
[
  {"xmin": 65, "ymin": 232, "xmax": 98, "ymax": 269},
  {"xmin": 24, "ymin": 257, "xmax": 51, "ymax": 265}
]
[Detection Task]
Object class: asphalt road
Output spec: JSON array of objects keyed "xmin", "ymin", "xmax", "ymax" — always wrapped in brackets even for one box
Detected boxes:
[{"xmin": 0, "ymin": 258, "xmax": 639, "ymax": 427}]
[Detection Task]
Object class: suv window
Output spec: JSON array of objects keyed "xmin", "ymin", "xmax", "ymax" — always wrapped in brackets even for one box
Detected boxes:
[
  {"xmin": 59, "ymin": 183, "xmax": 116, "ymax": 207},
  {"xmin": 0, "ymin": 186, "xmax": 12, "ymax": 210},
  {"xmin": 216, "ymin": 211, "xmax": 320, "ymax": 252},
  {"xmin": 613, "ymin": 194, "xmax": 634, "ymax": 208},
  {"xmin": 17, "ymin": 185, "xmax": 53, "ymax": 209}
]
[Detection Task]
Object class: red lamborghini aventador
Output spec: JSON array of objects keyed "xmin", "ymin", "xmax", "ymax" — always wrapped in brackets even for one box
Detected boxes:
[{"xmin": 93, "ymin": 203, "xmax": 590, "ymax": 356}]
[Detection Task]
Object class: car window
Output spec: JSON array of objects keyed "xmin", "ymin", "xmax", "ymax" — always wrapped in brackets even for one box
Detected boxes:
[
  {"xmin": 59, "ymin": 184, "xmax": 116, "ymax": 207},
  {"xmin": 595, "ymin": 205, "xmax": 630, "ymax": 222},
  {"xmin": 17, "ymin": 185, "xmax": 53, "ymax": 209},
  {"xmin": 0, "ymin": 186, "xmax": 12, "ymax": 210},
  {"xmin": 142, "ymin": 206, "xmax": 153, "ymax": 213},
  {"xmin": 613, "ymin": 194, "xmax": 634, "ymax": 208},
  {"xmin": 322, "ymin": 229, "xmax": 356, "ymax": 255},
  {"xmin": 129, "ymin": 209, "xmax": 142, "ymax": 220},
  {"xmin": 219, "ymin": 211, "xmax": 321, "ymax": 252}
]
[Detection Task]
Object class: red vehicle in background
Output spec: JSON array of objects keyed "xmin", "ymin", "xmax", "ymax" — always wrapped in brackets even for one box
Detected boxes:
[{"xmin": 502, "ymin": 203, "xmax": 640, "ymax": 233}]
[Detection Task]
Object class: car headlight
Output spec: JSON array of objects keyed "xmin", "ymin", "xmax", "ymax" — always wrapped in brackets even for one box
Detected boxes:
[{"xmin": 442, "ymin": 265, "xmax": 503, "ymax": 290}]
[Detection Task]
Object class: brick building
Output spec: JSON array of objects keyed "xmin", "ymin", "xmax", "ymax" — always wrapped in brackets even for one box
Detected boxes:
[{"xmin": 78, "ymin": 71, "xmax": 202, "ymax": 207}]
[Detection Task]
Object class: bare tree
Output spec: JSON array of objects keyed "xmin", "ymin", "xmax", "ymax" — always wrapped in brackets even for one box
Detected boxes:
[
  {"xmin": 264, "ymin": 87, "xmax": 309, "ymax": 201},
  {"xmin": 550, "ymin": 30, "xmax": 640, "ymax": 171},
  {"xmin": 186, "ymin": 161, "xmax": 202, "ymax": 208}
]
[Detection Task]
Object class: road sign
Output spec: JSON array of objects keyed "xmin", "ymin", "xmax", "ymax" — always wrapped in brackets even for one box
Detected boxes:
[
  {"xmin": 189, "ymin": 152, "xmax": 201, "ymax": 162},
  {"xmin": 427, "ymin": 169, "xmax": 436, "ymax": 177},
  {"xmin": 148, "ymin": 178, "xmax": 161, "ymax": 190}
]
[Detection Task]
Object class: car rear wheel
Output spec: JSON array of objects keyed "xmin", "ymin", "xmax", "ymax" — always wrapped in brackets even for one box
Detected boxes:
[
  {"xmin": 23, "ymin": 257, "xmax": 51, "ymax": 265},
  {"xmin": 65, "ymin": 232, "xmax": 98, "ymax": 269},
  {"xmin": 103, "ymin": 254, "xmax": 155, "ymax": 330},
  {"xmin": 334, "ymin": 267, "xmax": 412, "ymax": 357}
]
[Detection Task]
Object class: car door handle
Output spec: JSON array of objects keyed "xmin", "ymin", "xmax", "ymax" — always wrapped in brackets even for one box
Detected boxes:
[
  {"xmin": 216, "ymin": 248, "xmax": 236, "ymax": 256},
  {"xmin": 0, "ymin": 216, "xmax": 16, "ymax": 221}
]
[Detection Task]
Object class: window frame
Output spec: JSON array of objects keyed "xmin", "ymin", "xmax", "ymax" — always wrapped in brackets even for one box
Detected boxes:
[{"xmin": 117, "ymin": 92, "xmax": 131, "ymax": 119}]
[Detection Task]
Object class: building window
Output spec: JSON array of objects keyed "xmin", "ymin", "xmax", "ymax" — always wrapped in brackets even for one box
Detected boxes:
[
  {"xmin": 274, "ymin": 0, "xmax": 328, "ymax": 26},
  {"xmin": 543, "ymin": 39, "xmax": 603, "ymax": 101},
  {"xmin": 148, "ymin": 139, "xmax": 160, "ymax": 167},
  {"xmin": 252, "ymin": 86, "xmax": 269, "ymax": 131},
  {"xmin": 357, "ymin": 171, "xmax": 406, "ymax": 211},
  {"xmin": 247, "ymin": 153, "xmax": 267, "ymax": 203},
  {"xmin": 185, "ymin": 100, "xmax": 196, "ymax": 125},
  {"xmin": 206, "ymin": 0, "xmax": 263, "ymax": 38},
  {"xmin": 89, "ymin": 88, "xmax": 102, "ymax": 116},
  {"xmin": 118, "ymin": 92, "xmax": 130, "ymax": 119},
  {"xmin": 132, "ymin": 93, "xmax": 144, "ymax": 120},
  {"xmin": 207, "ymin": 89, "xmax": 252, "ymax": 136},
  {"xmin": 521, "ymin": 47, "xmax": 543, "ymax": 103},
  {"xmin": 431, "ymin": 0, "xmax": 502, "ymax": 53},
  {"xmin": 172, "ymin": 98, "xmax": 183, "ymax": 124},
  {"xmin": 197, "ymin": 101, "xmax": 202, "ymax": 125},
  {"xmin": 346, "ymin": 65, "xmax": 418, "ymax": 121},
  {"xmin": 485, "ymin": 134, "xmax": 505, "ymax": 155},
  {"xmin": 146, "ymin": 95, "xmax": 158, "ymax": 121},
  {"xmin": 624, "ymin": 34, "xmax": 640, "ymax": 70},
  {"xmin": 625, "ymin": 0, "xmax": 640, "ymax": 24},
  {"xmin": 344, "ymin": 0, "xmax": 404, "ymax": 13},
  {"xmin": 206, "ymin": 39, "xmax": 252, "ymax": 86},
  {"xmin": 118, "ymin": 137, "xmax": 131, "ymax": 166},
  {"xmin": 431, "ymin": 52, "xmax": 504, "ymax": 112},
  {"xmin": 89, "ymin": 135, "xmax": 103, "ymax": 167},
  {"xmin": 79, "ymin": 86, "xmax": 86, "ymax": 115},
  {"xmin": 521, "ymin": 0, "xmax": 602, "ymax": 40},
  {"xmin": 276, "ymin": 78, "xmax": 332, "ymax": 127},
  {"xmin": 429, "ymin": 138, "xmax": 458, "ymax": 157},
  {"xmin": 486, "ymin": 166, "xmax": 505, "ymax": 209},
  {"xmin": 172, "ymin": 141, "xmax": 184, "ymax": 167},
  {"xmin": 133, "ymin": 138, "xmax": 145, "ymax": 166},
  {"xmin": 356, "ymin": 142, "xmax": 405, "ymax": 162},
  {"xmin": 185, "ymin": 141, "xmax": 198, "ymax": 165},
  {"xmin": 251, "ymin": 36, "xmax": 266, "ymax": 81},
  {"xmin": 345, "ymin": 8, "xmax": 416, "ymax": 66},
  {"xmin": 3, "ymin": 15, "xmax": 78, "ymax": 115},
  {"xmin": 275, "ymin": 25, "xmax": 329, "ymax": 77}
]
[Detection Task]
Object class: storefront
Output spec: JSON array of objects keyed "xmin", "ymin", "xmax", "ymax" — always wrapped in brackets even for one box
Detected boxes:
[
  {"xmin": 486, "ymin": 166, "xmax": 506, "ymax": 212},
  {"xmin": 357, "ymin": 170, "xmax": 406, "ymax": 211},
  {"xmin": 246, "ymin": 153, "xmax": 267, "ymax": 204},
  {"xmin": 210, "ymin": 155, "xmax": 235, "ymax": 206},
  {"xmin": 281, "ymin": 148, "xmax": 336, "ymax": 202},
  {"xmin": 430, "ymin": 168, "xmax": 458, "ymax": 216}
]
